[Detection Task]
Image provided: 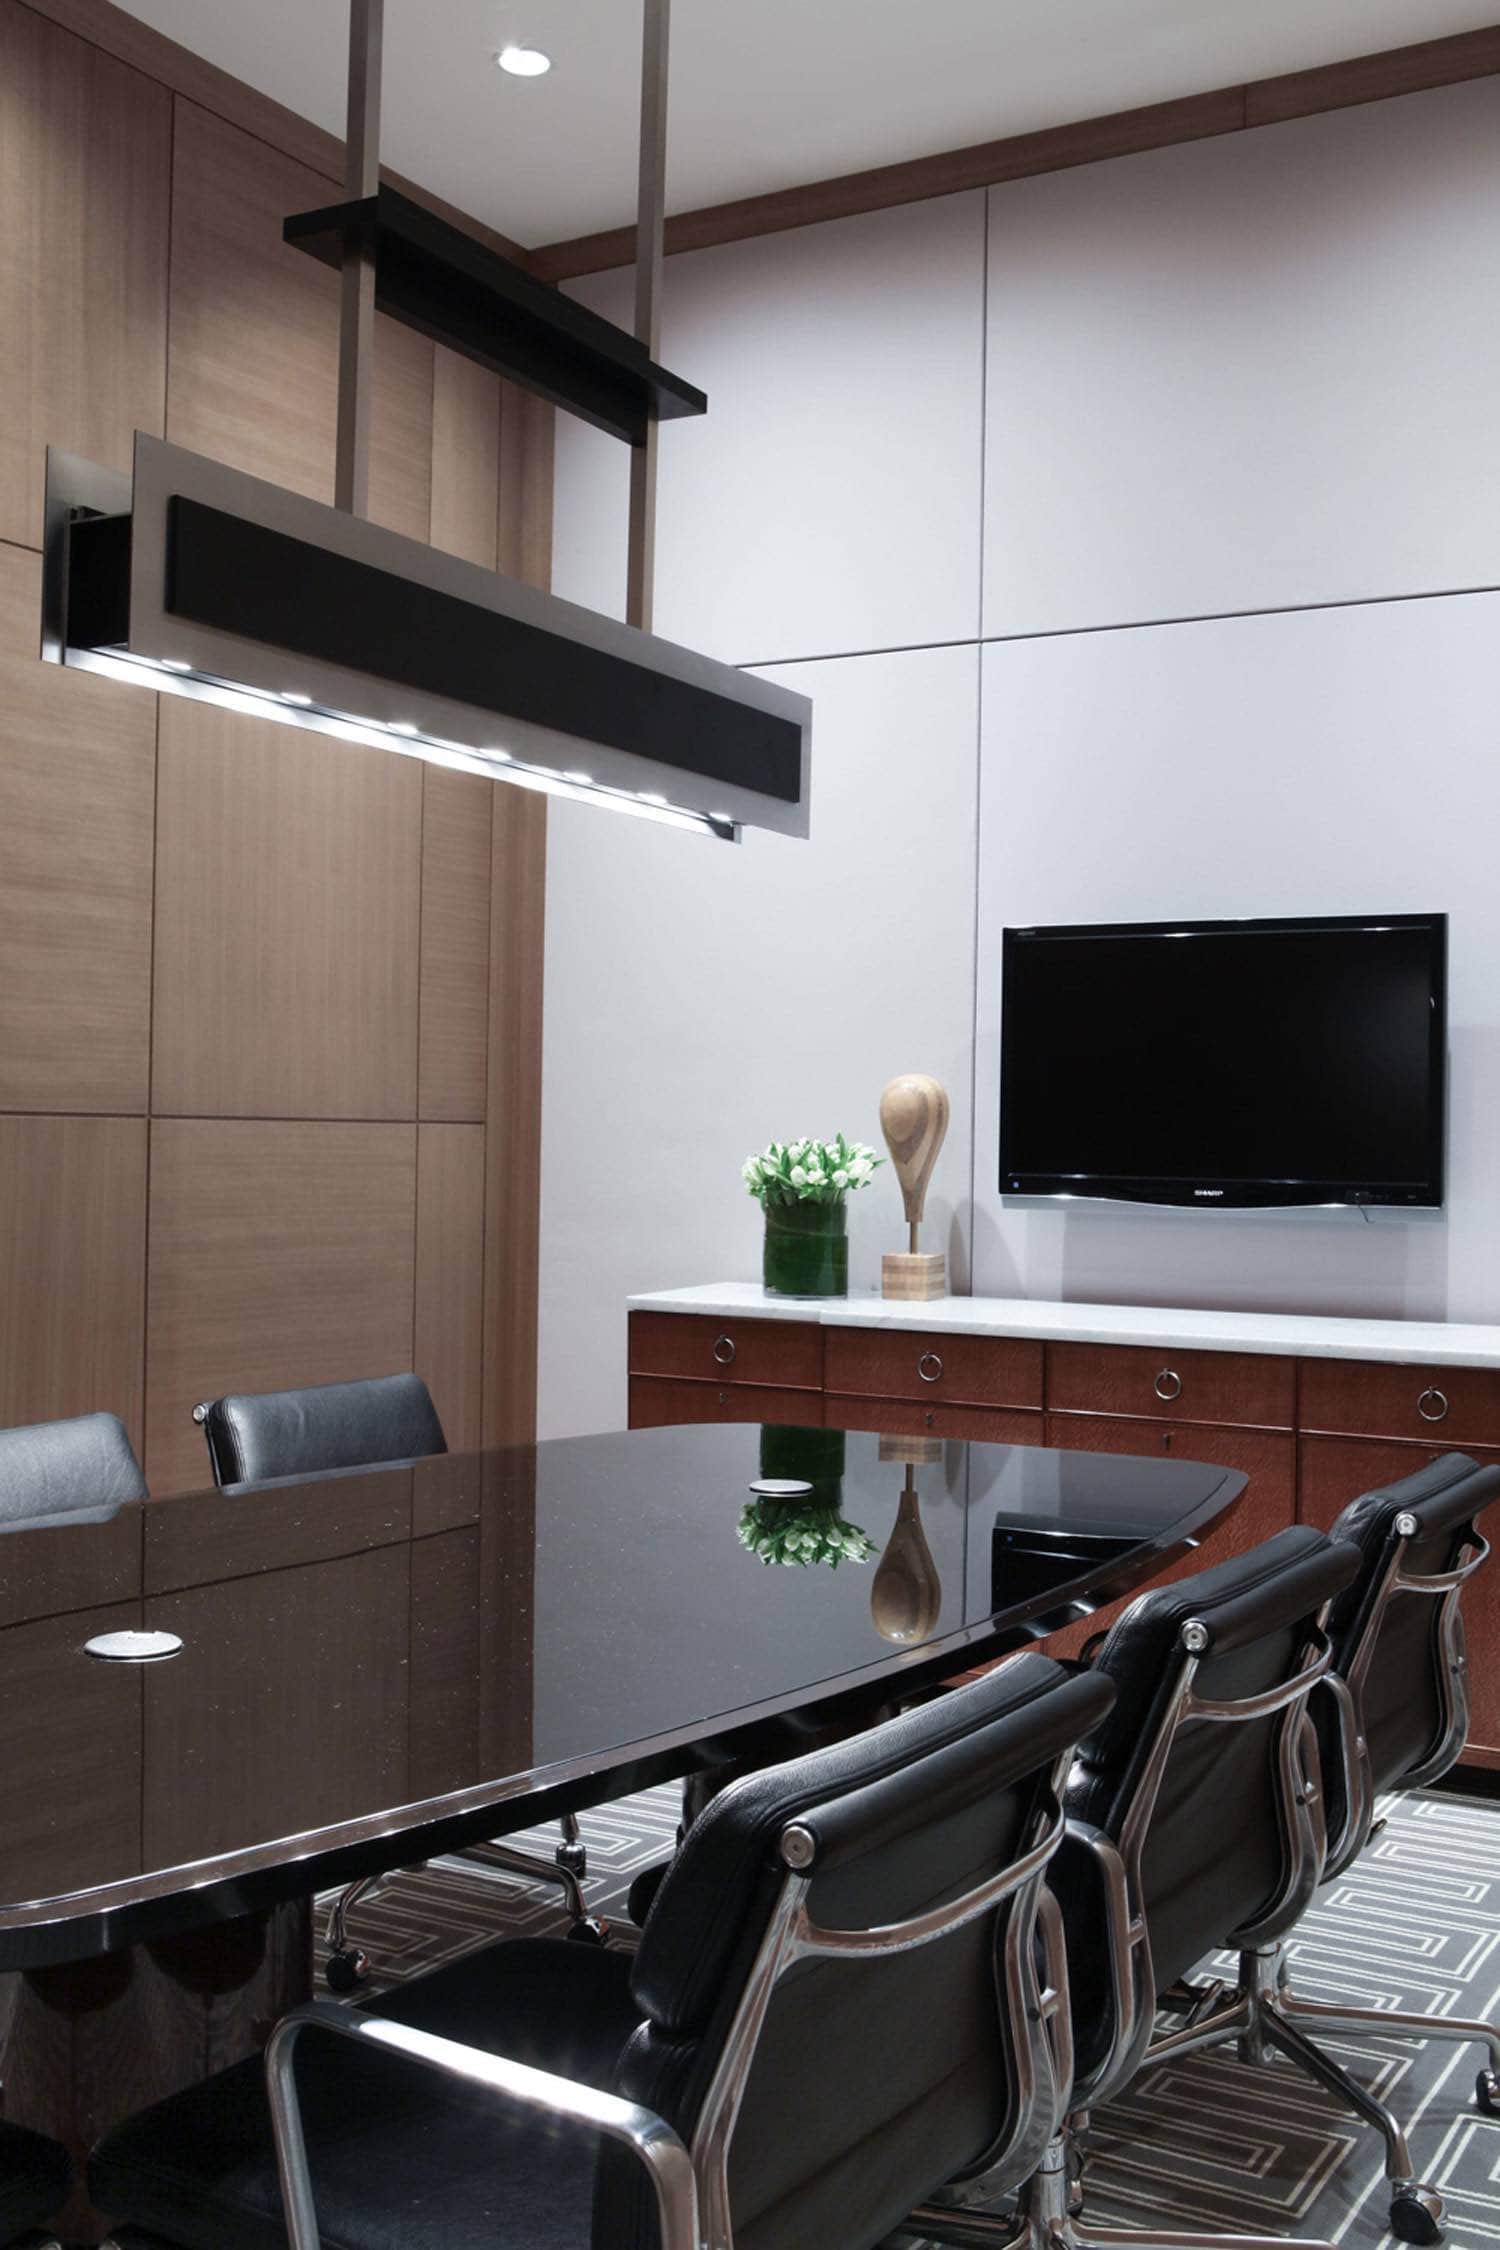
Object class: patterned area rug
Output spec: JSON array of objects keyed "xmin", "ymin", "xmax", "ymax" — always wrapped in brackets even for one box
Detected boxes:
[{"xmin": 318, "ymin": 1786, "xmax": 1500, "ymax": 2247}]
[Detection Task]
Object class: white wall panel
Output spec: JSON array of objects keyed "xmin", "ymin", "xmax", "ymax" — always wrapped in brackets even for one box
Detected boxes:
[
  {"xmin": 539, "ymin": 644, "xmax": 980, "ymax": 1438},
  {"xmin": 972, "ymin": 593, "xmax": 1500, "ymax": 1325},
  {"xmin": 983, "ymin": 77, "xmax": 1500, "ymax": 637},
  {"xmin": 552, "ymin": 192, "xmax": 987, "ymax": 665}
]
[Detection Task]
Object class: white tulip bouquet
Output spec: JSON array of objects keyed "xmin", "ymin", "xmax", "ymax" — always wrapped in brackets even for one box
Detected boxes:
[
  {"xmin": 741, "ymin": 1134, "xmax": 883, "ymax": 1208},
  {"xmin": 737, "ymin": 1492, "xmax": 875, "ymax": 1570}
]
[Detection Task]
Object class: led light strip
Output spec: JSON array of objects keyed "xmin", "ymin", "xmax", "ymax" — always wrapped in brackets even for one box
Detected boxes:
[{"xmin": 74, "ymin": 649, "xmax": 738, "ymax": 840}]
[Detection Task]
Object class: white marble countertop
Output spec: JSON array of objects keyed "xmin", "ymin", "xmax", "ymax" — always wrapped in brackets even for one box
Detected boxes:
[{"xmin": 627, "ymin": 1282, "xmax": 1500, "ymax": 1369}]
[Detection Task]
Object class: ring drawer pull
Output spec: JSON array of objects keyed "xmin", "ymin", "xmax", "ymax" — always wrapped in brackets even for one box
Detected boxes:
[
  {"xmin": 918, "ymin": 1351, "xmax": 944, "ymax": 1385},
  {"xmin": 712, "ymin": 1335, "xmax": 736, "ymax": 1367},
  {"xmin": 1417, "ymin": 1386, "xmax": 1449, "ymax": 1423},
  {"xmin": 1154, "ymin": 1368, "xmax": 1183, "ymax": 1403}
]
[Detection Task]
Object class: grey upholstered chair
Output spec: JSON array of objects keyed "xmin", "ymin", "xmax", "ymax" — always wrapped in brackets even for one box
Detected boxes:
[{"xmin": 0, "ymin": 1410, "xmax": 147, "ymax": 1527}]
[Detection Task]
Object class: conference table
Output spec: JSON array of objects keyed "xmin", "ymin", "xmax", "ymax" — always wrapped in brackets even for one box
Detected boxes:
[{"xmin": 0, "ymin": 1418, "xmax": 1243, "ymax": 2237}]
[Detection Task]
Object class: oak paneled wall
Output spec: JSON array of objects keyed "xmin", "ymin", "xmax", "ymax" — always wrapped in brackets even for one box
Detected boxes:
[
  {"xmin": 0, "ymin": 0, "xmax": 550, "ymax": 1491},
  {"xmin": 414, "ymin": 1124, "xmax": 487, "ymax": 1453},
  {"xmin": 418, "ymin": 769, "xmax": 494, "ymax": 1122},
  {"xmin": 145, "ymin": 1120, "xmax": 419, "ymax": 1494},
  {"xmin": 0, "ymin": 544, "xmax": 156, "ymax": 1113},
  {"xmin": 0, "ymin": 2, "xmax": 168, "ymax": 548},
  {"xmin": 0, "ymin": 1117, "xmax": 148, "ymax": 1452}
]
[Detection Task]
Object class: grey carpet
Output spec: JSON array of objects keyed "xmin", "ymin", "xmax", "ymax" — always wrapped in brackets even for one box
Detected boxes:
[{"xmin": 317, "ymin": 1785, "xmax": 1500, "ymax": 2248}]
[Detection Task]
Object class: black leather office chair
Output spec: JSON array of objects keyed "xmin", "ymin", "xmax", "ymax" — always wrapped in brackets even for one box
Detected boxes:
[
  {"xmin": 89, "ymin": 1652, "xmax": 1112, "ymax": 2250},
  {"xmin": 0, "ymin": 2119, "xmax": 74, "ymax": 2250},
  {"xmin": 191, "ymin": 1373, "xmax": 447, "ymax": 1487},
  {"xmin": 911, "ymin": 1524, "xmax": 1361, "ymax": 2250},
  {"xmin": 189, "ymin": 1374, "xmax": 601, "ymax": 1980},
  {"xmin": 1225, "ymin": 1452, "xmax": 1500, "ymax": 2234},
  {"xmin": 0, "ymin": 1410, "xmax": 147, "ymax": 1525}
]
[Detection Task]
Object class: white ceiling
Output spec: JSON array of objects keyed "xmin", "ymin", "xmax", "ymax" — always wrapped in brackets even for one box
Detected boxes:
[{"xmin": 123, "ymin": 0, "xmax": 1500, "ymax": 249}]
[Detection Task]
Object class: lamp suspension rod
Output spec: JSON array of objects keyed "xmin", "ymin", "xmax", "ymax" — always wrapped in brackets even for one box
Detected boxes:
[
  {"xmin": 626, "ymin": 0, "xmax": 669, "ymax": 631},
  {"xmin": 336, "ymin": 0, "xmax": 384, "ymax": 517}
]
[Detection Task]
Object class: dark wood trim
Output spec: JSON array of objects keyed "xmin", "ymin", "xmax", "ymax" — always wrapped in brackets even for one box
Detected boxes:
[
  {"xmin": 533, "ymin": 21, "xmax": 1500, "ymax": 281},
  {"xmin": 14, "ymin": 0, "xmax": 531, "ymax": 264},
  {"xmin": 481, "ymin": 789, "xmax": 546, "ymax": 1449},
  {"xmin": 1246, "ymin": 22, "xmax": 1500, "ymax": 125},
  {"xmin": 480, "ymin": 377, "xmax": 552, "ymax": 1450}
]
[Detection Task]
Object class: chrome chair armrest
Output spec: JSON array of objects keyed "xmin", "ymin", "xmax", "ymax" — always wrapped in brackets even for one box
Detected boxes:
[
  {"xmin": 1317, "ymin": 1668, "xmax": 1373, "ymax": 1875},
  {"xmin": 265, "ymin": 2000, "xmax": 700, "ymax": 2250},
  {"xmin": 1058, "ymin": 1817, "xmax": 1147, "ymax": 2108}
]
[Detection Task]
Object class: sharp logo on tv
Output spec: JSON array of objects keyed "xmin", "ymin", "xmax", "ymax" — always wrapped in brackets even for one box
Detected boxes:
[{"xmin": 1194, "ymin": 1187, "xmax": 1224, "ymax": 1198}]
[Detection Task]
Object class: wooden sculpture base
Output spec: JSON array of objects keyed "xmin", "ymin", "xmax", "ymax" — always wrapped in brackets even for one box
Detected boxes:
[
  {"xmin": 881, "ymin": 1250, "xmax": 946, "ymax": 1302},
  {"xmin": 877, "ymin": 1433, "xmax": 943, "ymax": 1466}
]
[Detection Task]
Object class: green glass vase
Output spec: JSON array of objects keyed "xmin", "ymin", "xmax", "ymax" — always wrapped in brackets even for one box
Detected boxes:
[{"xmin": 762, "ymin": 1195, "xmax": 848, "ymax": 1297}]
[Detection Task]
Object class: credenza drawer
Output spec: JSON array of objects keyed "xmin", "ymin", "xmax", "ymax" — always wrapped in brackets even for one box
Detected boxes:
[
  {"xmin": 628, "ymin": 1376, "xmax": 825, "ymax": 1430},
  {"xmin": 1296, "ymin": 1431, "xmax": 1500, "ymax": 1528},
  {"xmin": 824, "ymin": 1395, "xmax": 1042, "ymax": 1447},
  {"xmin": 1046, "ymin": 1342, "xmax": 1294, "ymax": 1431},
  {"xmin": 823, "ymin": 1330, "xmax": 1043, "ymax": 1410},
  {"xmin": 1298, "ymin": 1358, "xmax": 1500, "ymax": 1447},
  {"xmin": 1043, "ymin": 1414, "xmax": 1296, "ymax": 1533},
  {"xmin": 628, "ymin": 1312, "xmax": 822, "ymax": 1392}
]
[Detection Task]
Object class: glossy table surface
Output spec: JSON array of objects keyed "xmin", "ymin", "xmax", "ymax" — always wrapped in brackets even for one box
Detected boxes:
[{"xmin": 0, "ymin": 1422, "xmax": 1244, "ymax": 1968}]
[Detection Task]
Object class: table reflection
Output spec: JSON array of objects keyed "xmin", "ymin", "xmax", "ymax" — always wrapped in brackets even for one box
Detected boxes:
[{"xmin": 0, "ymin": 1422, "xmax": 1242, "ymax": 1961}]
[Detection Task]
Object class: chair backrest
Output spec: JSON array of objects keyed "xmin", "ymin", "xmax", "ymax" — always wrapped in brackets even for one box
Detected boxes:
[
  {"xmin": 192, "ymin": 1374, "xmax": 447, "ymax": 1488},
  {"xmin": 602, "ymin": 1652, "xmax": 1114, "ymax": 2250},
  {"xmin": 1059, "ymin": 1525, "xmax": 1359, "ymax": 2097},
  {"xmin": 1318, "ymin": 1450, "xmax": 1498, "ymax": 1873},
  {"xmin": 0, "ymin": 1411, "xmax": 147, "ymax": 1527}
]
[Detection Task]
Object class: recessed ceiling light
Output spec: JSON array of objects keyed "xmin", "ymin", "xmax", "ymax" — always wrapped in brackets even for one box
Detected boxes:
[{"xmin": 496, "ymin": 43, "xmax": 551, "ymax": 77}]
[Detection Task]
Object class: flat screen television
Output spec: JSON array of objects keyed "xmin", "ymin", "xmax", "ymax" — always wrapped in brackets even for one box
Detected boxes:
[{"xmin": 999, "ymin": 912, "xmax": 1446, "ymax": 1210}]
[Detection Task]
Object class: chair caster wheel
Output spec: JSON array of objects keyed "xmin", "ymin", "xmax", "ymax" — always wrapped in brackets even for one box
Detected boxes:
[
  {"xmin": 1389, "ymin": 2186, "xmax": 1443, "ymax": 2245},
  {"xmin": 325, "ymin": 1948, "xmax": 368, "ymax": 1993},
  {"xmin": 1478, "ymin": 2069, "xmax": 1500, "ymax": 2119},
  {"xmin": 1067, "ymin": 2137, "xmax": 1086, "ymax": 2214},
  {"xmin": 566, "ymin": 1917, "xmax": 608, "ymax": 1946}
]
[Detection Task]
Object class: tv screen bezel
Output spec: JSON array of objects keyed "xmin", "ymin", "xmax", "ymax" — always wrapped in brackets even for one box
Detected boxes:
[{"xmin": 998, "ymin": 910, "xmax": 1447, "ymax": 1212}]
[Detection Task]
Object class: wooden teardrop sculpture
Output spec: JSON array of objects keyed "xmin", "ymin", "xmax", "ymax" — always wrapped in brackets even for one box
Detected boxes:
[
  {"xmin": 879, "ymin": 1073, "xmax": 950, "ymax": 1301},
  {"xmin": 870, "ymin": 1470, "xmax": 943, "ymax": 1644}
]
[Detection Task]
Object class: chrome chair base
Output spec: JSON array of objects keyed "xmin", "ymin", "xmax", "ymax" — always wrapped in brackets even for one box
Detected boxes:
[
  {"xmin": 1142, "ymin": 1940, "xmax": 1494, "ymax": 2245},
  {"xmin": 899, "ymin": 2130, "xmax": 1342, "ymax": 2250},
  {"xmin": 323, "ymin": 1812, "xmax": 604, "ymax": 1990}
]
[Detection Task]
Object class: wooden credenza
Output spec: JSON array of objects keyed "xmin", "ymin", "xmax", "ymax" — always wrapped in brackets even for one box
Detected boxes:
[{"xmin": 628, "ymin": 1292, "xmax": 1500, "ymax": 1768}]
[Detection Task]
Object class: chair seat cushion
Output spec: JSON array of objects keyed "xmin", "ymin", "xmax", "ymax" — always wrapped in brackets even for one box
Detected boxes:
[
  {"xmin": 89, "ymin": 1940, "xmax": 641, "ymax": 2250},
  {"xmin": 0, "ymin": 2117, "xmax": 73, "ymax": 2235}
]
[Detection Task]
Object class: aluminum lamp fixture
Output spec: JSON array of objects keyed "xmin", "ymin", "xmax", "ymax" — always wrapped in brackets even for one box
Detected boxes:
[{"xmin": 43, "ymin": 438, "xmax": 811, "ymax": 843}]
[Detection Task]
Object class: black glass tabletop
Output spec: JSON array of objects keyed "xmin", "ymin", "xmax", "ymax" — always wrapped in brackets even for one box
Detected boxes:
[{"xmin": 0, "ymin": 1420, "xmax": 1243, "ymax": 1966}]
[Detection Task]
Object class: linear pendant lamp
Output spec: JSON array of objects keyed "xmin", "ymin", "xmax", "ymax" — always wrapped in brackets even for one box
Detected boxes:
[{"xmin": 38, "ymin": 0, "xmax": 812, "ymax": 844}]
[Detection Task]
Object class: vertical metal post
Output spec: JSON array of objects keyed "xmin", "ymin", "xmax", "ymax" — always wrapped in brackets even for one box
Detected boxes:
[
  {"xmin": 626, "ymin": 0, "xmax": 669, "ymax": 632},
  {"xmin": 335, "ymin": 0, "xmax": 384, "ymax": 517}
]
